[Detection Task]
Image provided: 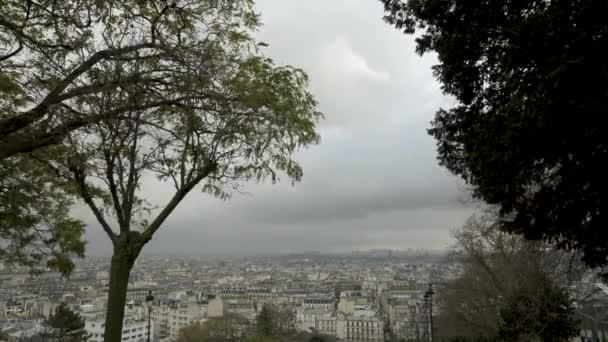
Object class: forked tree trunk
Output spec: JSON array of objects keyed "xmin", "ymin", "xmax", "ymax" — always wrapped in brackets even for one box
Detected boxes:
[{"xmin": 103, "ymin": 234, "xmax": 144, "ymax": 342}]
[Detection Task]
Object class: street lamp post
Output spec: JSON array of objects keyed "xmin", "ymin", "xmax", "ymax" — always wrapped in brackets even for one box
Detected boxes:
[{"xmin": 146, "ymin": 290, "xmax": 154, "ymax": 342}]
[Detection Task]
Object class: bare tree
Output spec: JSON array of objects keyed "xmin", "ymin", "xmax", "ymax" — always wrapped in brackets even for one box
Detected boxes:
[{"xmin": 436, "ymin": 211, "xmax": 581, "ymax": 341}]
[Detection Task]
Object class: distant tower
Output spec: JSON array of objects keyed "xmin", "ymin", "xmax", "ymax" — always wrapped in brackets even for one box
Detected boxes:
[{"xmin": 388, "ymin": 250, "xmax": 392, "ymax": 258}]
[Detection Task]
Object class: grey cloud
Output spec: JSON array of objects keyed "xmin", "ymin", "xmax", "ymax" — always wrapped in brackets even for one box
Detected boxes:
[
  {"xmin": 81, "ymin": 0, "xmax": 474, "ymax": 257},
  {"xmin": 222, "ymin": 129, "xmax": 466, "ymax": 224},
  {"xmin": 135, "ymin": 207, "xmax": 470, "ymax": 256}
]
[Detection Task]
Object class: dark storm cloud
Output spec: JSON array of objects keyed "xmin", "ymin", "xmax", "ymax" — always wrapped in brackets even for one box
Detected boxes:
[{"xmin": 81, "ymin": 0, "xmax": 473, "ymax": 256}]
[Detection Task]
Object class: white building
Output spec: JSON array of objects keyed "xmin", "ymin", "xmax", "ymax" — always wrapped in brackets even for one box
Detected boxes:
[
  {"xmin": 3, "ymin": 301, "xmax": 24, "ymax": 316},
  {"xmin": 296, "ymin": 308, "xmax": 334, "ymax": 331},
  {"xmin": 315, "ymin": 316, "xmax": 337, "ymax": 335},
  {"xmin": 151, "ymin": 299, "xmax": 174, "ymax": 339},
  {"xmin": 168, "ymin": 301, "xmax": 204, "ymax": 339},
  {"xmin": 336, "ymin": 314, "xmax": 384, "ymax": 342},
  {"xmin": 302, "ymin": 297, "xmax": 334, "ymax": 311},
  {"xmin": 296, "ymin": 308, "xmax": 321, "ymax": 331},
  {"xmin": 207, "ymin": 298, "xmax": 226, "ymax": 318},
  {"xmin": 386, "ymin": 289, "xmax": 422, "ymax": 300},
  {"xmin": 85, "ymin": 314, "xmax": 153, "ymax": 342}
]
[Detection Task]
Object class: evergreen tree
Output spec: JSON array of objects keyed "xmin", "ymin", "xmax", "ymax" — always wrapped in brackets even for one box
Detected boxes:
[
  {"xmin": 256, "ymin": 305, "xmax": 278, "ymax": 338},
  {"xmin": 45, "ymin": 303, "xmax": 88, "ymax": 342},
  {"xmin": 498, "ymin": 280, "xmax": 579, "ymax": 342},
  {"xmin": 380, "ymin": 0, "xmax": 608, "ymax": 268}
]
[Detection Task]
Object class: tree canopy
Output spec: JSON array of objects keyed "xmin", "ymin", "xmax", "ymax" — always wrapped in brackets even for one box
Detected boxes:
[
  {"xmin": 27, "ymin": 1, "xmax": 321, "ymax": 341},
  {"xmin": 435, "ymin": 212, "xmax": 580, "ymax": 341},
  {"xmin": 176, "ymin": 319, "xmax": 245, "ymax": 342},
  {"xmin": 381, "ymin": 0, "xmax": 608, "ymax": 267},
  {"xmin": 2, "ymin": 0, "xmax": 321, "ymax": 341},
  {"xmin": 0, "ymin": 151, "xmax": 85, "ymax": 275},
  {"xmin": 0, "ymin": 0, "xmax": 260, "ymax": 159},
  {"xmin": 45, "ymin": 303, "xmax": 88, "ymax": 342},
  {"xmin": 256, "ymin": 305, "xmax": 278, "ymax": 338}
]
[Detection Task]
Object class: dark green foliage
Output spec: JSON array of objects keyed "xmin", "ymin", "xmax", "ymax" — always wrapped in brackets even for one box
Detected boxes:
[
  {"xmin": 46, "ymin": 303, "xmax": 88, "ymax": 342},
  {"xmin": 498, "ymin": 280, "xmax": 579, "ymax": 342},
  {"xmin": 176, "ymin": 320, "xmax": 241, "ymax": 342},
  {"xmin": 256, "ymin": 305, "xmax": 278, "ymax": 337},
  {"xmin": 176, "ymin": 316, "xmax": 283, "ymax": 342},
  {"xmin": 274, "ymin": 331, "xmax": 336, "ymax": 342},
  {"xmin": 381, "ymin": 0, "xmax": 608, "ymax": 267},
  {"xmin": 0, "ymin": 153, "xmax": 86, "ymax": 275}
]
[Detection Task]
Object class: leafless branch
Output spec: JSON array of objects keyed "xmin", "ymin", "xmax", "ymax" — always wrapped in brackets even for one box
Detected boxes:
[
  {"xmin": 140, "ymin": 160, "xmax": 217, "ymax": 243},
  {"xmin": 67, "ymin": 158, "xmax": 116, "ymax": 243}
]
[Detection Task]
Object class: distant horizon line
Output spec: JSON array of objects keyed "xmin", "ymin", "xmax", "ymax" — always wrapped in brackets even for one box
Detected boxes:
[{"xmin": 82, "ymin": 247, "xmax": 450, "ymax": 259}]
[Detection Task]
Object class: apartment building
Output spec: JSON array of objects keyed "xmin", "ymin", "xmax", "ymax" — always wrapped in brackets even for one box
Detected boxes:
[
  {"xmin": 168, "ymin": 301, "xmax": 204, "ymax": 339},
  {"xmin": 85, "ymin": 314, "xmax": 153, "ymax": 342},
  {"xmin": 337, "ymin": 315, "xmax": 383, "ymax": 342}
]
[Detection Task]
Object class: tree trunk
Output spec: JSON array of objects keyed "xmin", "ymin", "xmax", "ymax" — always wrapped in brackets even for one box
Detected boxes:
[{"xmin": 103, "ymin": 234, "xmax": 143, "ymax": 342}]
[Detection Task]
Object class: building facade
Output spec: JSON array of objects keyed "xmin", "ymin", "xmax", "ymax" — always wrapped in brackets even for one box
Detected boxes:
[{"xmin": 85, "ymin": 315, "xmax": 153, "ymax": 342}]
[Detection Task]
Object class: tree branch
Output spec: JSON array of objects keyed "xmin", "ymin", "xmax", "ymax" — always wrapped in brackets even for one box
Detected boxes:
[
  {"xmin": 0, "ymin": 42, "xmax": 158, "ymax": 136},
  {"xmin": 140, "ymin": 161, "xmax": 216, "ymax": 243},
  {"xmin": 102, "ymin": 137, "xmax": 126, "ymax": 233},
  {"xmin": 122, "ymin": 114, "xmax": 142, "ymax": 231},
  {"xmin": 0, "ymin": 41, "xmax": 23, "ymax": 62},
  {"xmin": 151, "ymin": 3, "xmax": 175, "ymax": 43},
  {"xmin": 0, "ymin": 15, "xmax": 74, "ymax": 50},
  {"xmin": 68, "ymin": 160, "xmax": 116, "ymax": 243},
  {"xmin": 54, "ymin": 74, "xmax": 167, "ymax": 103},
  {"xmin": 0, "ymin": 98, "xmax": 189, "ymax": 160}
]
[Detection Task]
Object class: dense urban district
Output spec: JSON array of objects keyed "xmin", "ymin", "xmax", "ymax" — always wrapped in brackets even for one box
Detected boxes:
[{"xmin": 1, "ymin": 251, "xmax": 607, "ymax": 342}]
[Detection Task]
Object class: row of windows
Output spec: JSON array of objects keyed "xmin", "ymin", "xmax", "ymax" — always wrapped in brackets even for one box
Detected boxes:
[
  {"xmin": 346, "ymin": 334, "xmax": 381, "ymax": 341},
  {"xmin": 347, "ymin": 328, "xmax": 379, "ymax": 334},
  {"xmin": 171, "ymin": 321, "xmax": 189, "ymax": 326},
  {"xmin": 347, "ymin": 321, "xmax": 379, "ymax": 327},
  {"xmin": 304, "ymin": 299, "xmax": 333, "ymax": 304},
  {"xmin": 121, "ymin": 333, "xmax": 144, "ymax": 341},
  {"xmin": 94, "ymin": 331, "xmax": 146, "ymax": 340},
  {"xmin": 122, "ymin": 326, "xmax": 145, "ymax": 333}
]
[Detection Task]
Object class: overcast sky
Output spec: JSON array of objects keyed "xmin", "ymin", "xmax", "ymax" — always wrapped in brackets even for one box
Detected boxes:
[{"xmin": 83, "ymin": 0, "xmax": 473, "ymax": 257}]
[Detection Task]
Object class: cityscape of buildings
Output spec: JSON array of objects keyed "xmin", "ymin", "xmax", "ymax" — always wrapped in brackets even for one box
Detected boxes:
[
  {"xmin": 1, "ymin": 250, "xmax": 454, "ymax": 342},
  {"xmin": 2, "ymin": 250, "xmax": 607, "ymax": 342}
]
